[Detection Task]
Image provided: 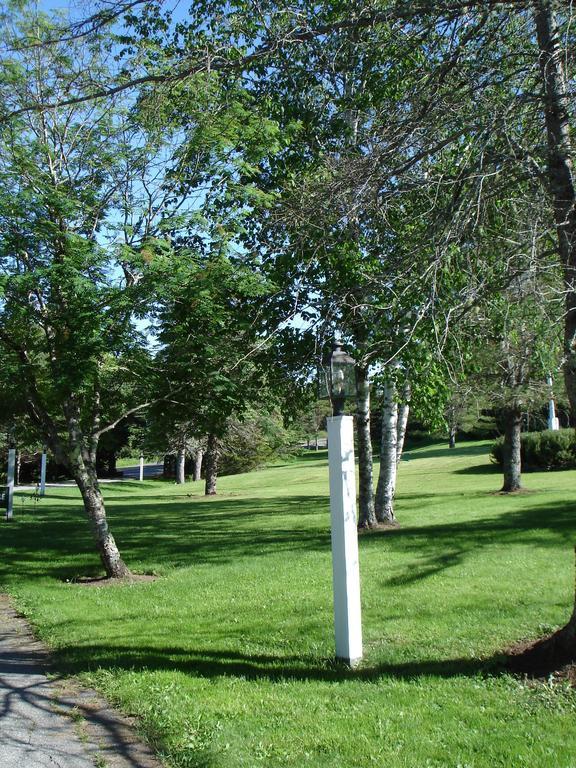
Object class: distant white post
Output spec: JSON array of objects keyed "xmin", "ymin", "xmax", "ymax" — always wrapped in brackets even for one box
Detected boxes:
[
  {"xmin": 6, "ymin": 447, "xmax": 15, "ymax": 521},
  {"xmin": 139, "ymin": 453, "xmax": 144, "ymax": 481},
  {"xmin": 327, "ymin": 415, "xmax": 363, "ymax": 666},
  {"xmin": 547, "ymin": 374, "xmax": 560, "ymax": 430},
  {"xmin": 40, "ymin": 448, "xmax": 47, "ymax": 496}
]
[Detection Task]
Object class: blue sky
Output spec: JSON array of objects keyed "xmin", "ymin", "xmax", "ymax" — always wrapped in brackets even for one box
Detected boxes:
[{"xmin": 38, "ymin": 0, "xmax": 188, "ymax": 23}]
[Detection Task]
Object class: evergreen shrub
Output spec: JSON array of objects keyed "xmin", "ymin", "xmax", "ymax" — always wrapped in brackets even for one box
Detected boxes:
[{"xmin": 491, "ymin": 428, "xmax": 576, "ymax": 470}]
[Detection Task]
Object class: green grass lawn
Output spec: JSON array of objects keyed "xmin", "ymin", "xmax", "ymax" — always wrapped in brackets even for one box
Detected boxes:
[
  {"xmin": 3, "ymin": 441, "xmax": 576, "ymax": 767},
  {"xmin": 115, "ymin": 456, "xmax": 157, "ymax": 468}
]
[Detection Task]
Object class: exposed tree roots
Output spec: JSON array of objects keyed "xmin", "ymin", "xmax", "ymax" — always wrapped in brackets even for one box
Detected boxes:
[{"xmin": 506, "ymin": 623, "xmax": 576, "ymax": 685}]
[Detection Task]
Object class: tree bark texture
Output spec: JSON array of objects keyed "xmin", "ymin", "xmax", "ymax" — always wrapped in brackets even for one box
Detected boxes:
[
  {"xmin": 176, "ymin": 447, "xmax": 186, "ymax": 484},
  {"xmin": 62, "ymin": 397, "xmax": 131, "ymax": 579},
  {"xmin": 449, "ymin": 426, "xmax": 457, "ymax": 449},
  {"xmin": 534, "ymin": 2, "xmax": 576, "ymax": 417},
  {"xmin": 534, "ymin": 2, "xmax": 576, "ymax": 645},
  {"xmin": 396, "ymin": 379, "xmax": 411, "ymax": 465},
  {"xmin": 375, "ymin": 378, "xmax": 398, "ymax": 523},
  {"xmin": 205, "ymin": 433, "xmax": 219, "ymax": 495},
  {"xmin": 73, "ymin": 460, "xmax": 130, "ymax": 578},
  {"xmin": 501, "ymin": 408, "xmax": 522, "ymax": 493},
  {"xmin": 193, "ymin": 449, "xmax": 203, "ymax": 481},
  {"xmin": 355, "ymin": 365, "xmax": 377, "ymax": 528}
]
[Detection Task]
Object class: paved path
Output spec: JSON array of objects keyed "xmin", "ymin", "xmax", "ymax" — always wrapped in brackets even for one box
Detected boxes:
[
  {"xmin": 0, "ymin": 595, "xmax": 163, "ymax": 768},
  {"xmin": 117, "ymin": 464, "xmax": 163, "ymax": 480},
  {"xmin": 17, "ymin": 464, "xmax": 164, "ymax": 493}
]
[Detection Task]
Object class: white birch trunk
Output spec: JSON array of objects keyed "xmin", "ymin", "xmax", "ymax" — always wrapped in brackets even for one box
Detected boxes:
[
  {"xmin": 176, "ymin": 447, "xmax": 186, "ymax": 484},
  {"xmin": 193, "ymin": 450, "xmax": 203, "ymax": 481},
  {"xmin": 396, "ymin": 380, "xmax": 411, "ymax": 466},
  {"xmin": 375, "ymin": 379, "xmax": 398, "ymax": 523},
  {"xmin": 356, "ymin": 365, "xmax": 376, "ymax": 528}
]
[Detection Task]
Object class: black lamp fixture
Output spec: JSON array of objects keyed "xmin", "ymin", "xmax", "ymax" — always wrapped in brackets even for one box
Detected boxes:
[{"xmin": 329, "ymin": 339, "xmax": 356, "ymax": 416}]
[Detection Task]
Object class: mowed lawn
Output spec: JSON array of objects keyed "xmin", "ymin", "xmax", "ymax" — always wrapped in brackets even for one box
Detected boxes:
[{"xmin": 2, "ymin": 441, "xmax": 576, "ymax": 768}]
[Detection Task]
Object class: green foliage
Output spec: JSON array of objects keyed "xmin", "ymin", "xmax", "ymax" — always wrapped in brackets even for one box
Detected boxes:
[
  {"xmin": 219, "ymin": 408, "xmax": 299, "ymax": 475},
  {"xmin": 491, "ymin": 428, "xmax": 576, "ymax": 471},
  {"xmin": 151, "ymin": 249, "xmax": 275, "ymax": 440}
]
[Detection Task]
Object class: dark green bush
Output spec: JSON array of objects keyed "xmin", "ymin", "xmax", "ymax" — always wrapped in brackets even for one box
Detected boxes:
[{"xmin": 491, "ymin": 428, "xmax": 576, "ymax": 470}]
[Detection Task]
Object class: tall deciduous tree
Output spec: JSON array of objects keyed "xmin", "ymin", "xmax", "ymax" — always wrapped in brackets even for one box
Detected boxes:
[
  {"xmin": 0, "ymin": 7, "xmax": 181, "ymax": 576},
  {"xmin": 151, "ymin": 248, "xmax": 273, "ymax": 495}
]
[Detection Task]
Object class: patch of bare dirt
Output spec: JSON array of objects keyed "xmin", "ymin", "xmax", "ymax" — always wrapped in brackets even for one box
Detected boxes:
[
  {"xmin": 358, "ymin": 521, "xmax": 401, "ymax": 535},
  {"xmin": 490, "ymin": 488, "xmax": 538, "ymax": 496}
]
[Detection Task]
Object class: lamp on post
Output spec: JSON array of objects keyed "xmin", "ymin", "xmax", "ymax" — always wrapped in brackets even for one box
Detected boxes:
[
  {"xmin": 322, "ymin": 339, "xmax": 363, "ymax": 666},
  {"xmin": 329, "ymin": 341, "xmax": 356, "ymax": 417}
]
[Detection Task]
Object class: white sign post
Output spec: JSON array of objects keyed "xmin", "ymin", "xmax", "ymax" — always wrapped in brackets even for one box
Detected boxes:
[
  {"xmin": 6, "ymin": 447, "xmax": 15, "ymax": 521},
  {"xmin": 547, "ymin": 375, "xmax": 560, "ymax": 430},
  {"xmin": 327, "ymin": 415, "xmax": 363, "ymax": 666},
  {"xmin": 139, "ymin": 453, "xmax": 144, "ymax": 482},
  {"xmin": 40, "ymin": 449, "xmax": 47, "ymax": 496}
]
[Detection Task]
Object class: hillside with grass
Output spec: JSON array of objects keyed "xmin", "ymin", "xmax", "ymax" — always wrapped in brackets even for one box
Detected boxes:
[{"xmin": 3, "ymin": 441, "xmax": 576, "ymax": 768}]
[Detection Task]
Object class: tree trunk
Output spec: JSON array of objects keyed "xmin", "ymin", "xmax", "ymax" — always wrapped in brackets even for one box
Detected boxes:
[
  {"xmin": 355, "ymin": 365, "xmax": 376, "ymax": 528},
  {"xmin": 15, "ymin": 450, "xmax": 21, "ymax": 486},
  {"xmin": 193, "ymin": 449, "xmax": 203, "ymax": 481},
  {"xmin": 205, "ymin": 433, "xmax": 219, "ymax": 495},
  {"xmin": 534, "ymin": 3, "xmax": 576, "ymax": 647},
  {"xmin": 449, "ymin": 426, "xmax": 457, "ymax": 449},
  {"xmin": 73, "ymin": 460, "xmax": 130, "ymax": 578},
  {"xmin": 501, "ymin": 408, "xmax": 522, "ymax": 493},
  {"xmin": 396, "ymin": 379, "xmax": 411, "ymax": 465},
  {"xmin": 534, "ymin": 2, "xmax": 576, "ymax": 418},
  {"xmin": 176, "ymin": 447, "xmax": 186, "ymax": 484},
  {"xmin": 375, "ymin": 378, "xmax": 398, "ymax": 523}
]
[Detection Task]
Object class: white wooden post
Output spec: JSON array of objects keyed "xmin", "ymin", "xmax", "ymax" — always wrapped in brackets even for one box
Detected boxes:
[
  {"xmin": 139, "ymin": 454, "xmax": 144, "ymax": 482},
  {"xmin": 40, "ymin": 449, "xmax": 47, "ymax": 496},
  {"xmin": 548, "ymin": 400, "xmax": 560, "ymax": 430},
  {"xmin": 6, "ymin": 447, "xmax": 15, "ymax": 521},
  {"xmin": 547, "ymin": 375, "xmax": 560, "ymax": 430},
  {"xmin": 327, "ymin": 415, "xmax": 363, "ymax": 666}
]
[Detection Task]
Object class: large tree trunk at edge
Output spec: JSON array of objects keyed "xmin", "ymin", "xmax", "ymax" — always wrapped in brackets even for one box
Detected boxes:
[
  {"xmin": 356, "ymin": 365, "xmax": 376, "ymax": 528},
  {"xmin": 176, "ymin": 447, "xmax": 186, "ymax": 484},
  {"xmin": 534, "ymin": 2, "xmax": 576, "ymax": 416},
  {"xmin": 73, "ymin": 463, "xmax": 130, "ymax": 578},
  {"xmin": 193, "ymin": 449, "xmax": 203, "ymax": 481},
  {"xmin": 534, "ymin": 1, "xmax": 576, "ymax": 647},
  {"xmin": 501, "ymin": 408, "xmax": 522, "ymax": 492},
  {"xmin": 375, "ymin": 378, "xmax": 398, "ymax": 524},
  {"xmin": 205, "ymin": 434, "xmax": 219, "ymax": 496}
]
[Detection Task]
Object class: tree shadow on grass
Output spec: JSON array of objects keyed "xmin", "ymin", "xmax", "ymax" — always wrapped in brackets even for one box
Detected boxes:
[
  {"xmin": 402, "ymin": 442, "xmax": 492, "ymax": 462},
  {"xmin": 360, "ymin": 498, "xmax": 576, "ymax": 587},
  {"xmin": 4, "ymin": 486, "xmax": 576, "ymax": 588},
  {"xmin": 453, "ymin": 463, "xmax": 500, "ymax": 476},
  {"xmin": 54, "ymin": 642, "xmax": 504, "ymax": 685},
  {"xmin": 0, "ymin": 495, "xmax": 333, "ymax": 583}
]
